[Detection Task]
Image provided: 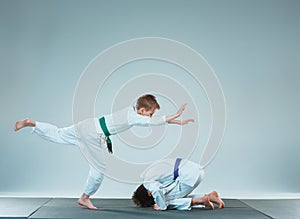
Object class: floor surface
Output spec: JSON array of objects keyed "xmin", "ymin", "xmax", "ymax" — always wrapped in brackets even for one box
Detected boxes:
[{"xmin": 1, "ymin": 198, "xmax": 299, "ymax": 219}]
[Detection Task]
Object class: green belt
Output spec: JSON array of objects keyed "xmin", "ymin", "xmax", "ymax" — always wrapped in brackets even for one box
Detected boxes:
[{"xmin": 99, "ymin": 117, "xmax": 113, "ymax": 153}]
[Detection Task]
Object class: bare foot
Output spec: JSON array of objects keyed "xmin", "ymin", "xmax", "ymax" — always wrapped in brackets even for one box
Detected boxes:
[
  {"xmin": 77, "ymin": 197, "xmax": 97, "ymax": 210},
  {"xmin": 207, "ymin": 191, "xmax": 225, "ymax": 209},
  {"xmin": 192, "ymin": 196, "xmax": 214, "ymax": 210},
  {"xmin": 202, "ymin": 195, "xmax": 214, "ymax": 210},
  {"xmin": 14, "ymin": 119, "xmax": 35, "ymax": 131}
]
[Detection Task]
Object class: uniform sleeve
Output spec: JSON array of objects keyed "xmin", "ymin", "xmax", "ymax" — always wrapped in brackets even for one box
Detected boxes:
[
  {"xmin": 127, "ymin": 106, "xmax": 167, "ymax": 126},
  {"xmin": 149, "ymin": 115, "xmax": 166, "ymax": 126},
  {"xmin": 129, "ymin": 114, "xmax": 166, "ymax": 127},
  {"xmin": 144, "ymin": 181, "xmax": 168, "ymax": 211}
]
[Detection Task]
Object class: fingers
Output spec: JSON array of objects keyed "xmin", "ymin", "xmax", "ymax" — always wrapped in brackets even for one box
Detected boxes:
[
  {"xmin": 177, "ymin": 103, "xmax": 188, "ymax": 114},
  {"xmin": 180, "ymin": 103, "xmax": 187, "ymax": 111},
  {"xmin": 182, "ymin": 118, "xmax": 195, "ymax": 125},
  {"xmin": 181, "ymin": 103, "xmax": 187, "ymax": 109},
  {"xmin": 187, "ymin": 118, "xmax": 195, "ymax": 123}
]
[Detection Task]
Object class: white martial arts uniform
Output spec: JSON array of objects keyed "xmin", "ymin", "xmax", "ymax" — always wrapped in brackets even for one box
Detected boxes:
[
  {"xmin": 32, "ymin": 106, "xmax": 166, "ymax": 196},
  {"xmin": 142, "ymin": 159, "xmax": 204, "ymax": 210}
]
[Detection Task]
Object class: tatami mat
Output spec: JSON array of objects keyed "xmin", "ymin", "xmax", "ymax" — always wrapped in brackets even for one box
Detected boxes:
[{"xmin": 1, "ymin": 198, "xmax": 299, "ymax": 219}]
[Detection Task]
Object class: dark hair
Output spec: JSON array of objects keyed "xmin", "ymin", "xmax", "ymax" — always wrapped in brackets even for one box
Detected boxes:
[
  {"xmin": 136, "ymin": 94, "xmax": 160, "ymax": 111},
  {"xmin": 132, "ymin": 184, "xmax": 155, "ymax": 207}
]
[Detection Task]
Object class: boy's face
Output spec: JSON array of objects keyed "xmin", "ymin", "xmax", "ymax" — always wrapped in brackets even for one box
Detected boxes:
[{"xmin": 138, "ymin": 108, "xmax": 156, "ymax": 117}]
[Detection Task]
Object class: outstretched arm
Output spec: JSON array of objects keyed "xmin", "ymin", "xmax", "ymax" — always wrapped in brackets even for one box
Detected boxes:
[{"xmin": 165, "ymin": 103, "xmax": 194, "ymax": 125}]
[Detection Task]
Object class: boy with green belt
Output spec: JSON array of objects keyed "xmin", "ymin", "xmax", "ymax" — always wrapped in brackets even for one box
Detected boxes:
[{"xmin": 14, "ymin": 94, "xmax": 194, "ymax": 209}]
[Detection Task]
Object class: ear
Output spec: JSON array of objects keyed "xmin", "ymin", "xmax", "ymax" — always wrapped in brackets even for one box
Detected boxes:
[
  {"xmin": 147, "ymin": 191, "xmax": 152, "ymax": 197},
  {"xmin": 138, "ymin": 108, "xmax": 146, "ymax": 115}
]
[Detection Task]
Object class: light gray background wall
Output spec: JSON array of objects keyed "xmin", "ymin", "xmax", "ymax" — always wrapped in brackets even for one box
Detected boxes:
[{"xmin": 0, "ymin": 0, "xmax": 299, "ymax": 198}]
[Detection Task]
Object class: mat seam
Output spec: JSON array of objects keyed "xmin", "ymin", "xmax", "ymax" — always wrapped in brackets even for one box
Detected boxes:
[
  {"xmin": 240, "ymin": 200, "xmax": 274, "ymax": 219},
  {"xmin": 27, "ymin": 198, "xmax": 53, "ymax": 219}
]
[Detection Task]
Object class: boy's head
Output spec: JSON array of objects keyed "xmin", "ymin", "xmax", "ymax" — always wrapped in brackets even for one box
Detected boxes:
[
  {"xmin": 132, "ymin": 184, "xmax": 154, "ymax": 207},
  {"xmin": 136, "ymin": 94, "xmax": 160, "ymax": 117}
]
